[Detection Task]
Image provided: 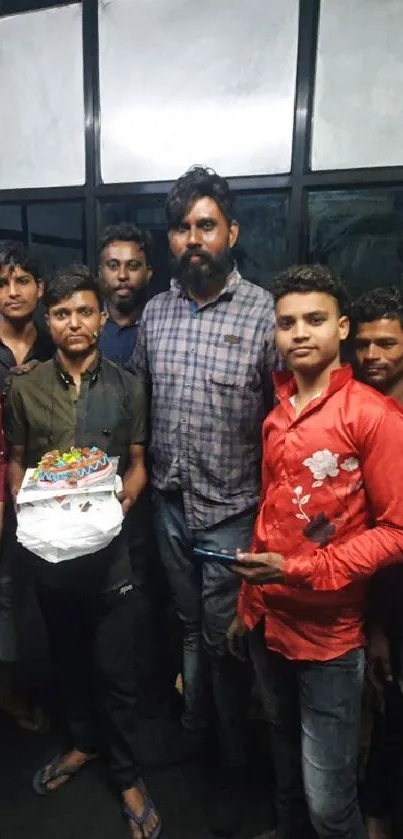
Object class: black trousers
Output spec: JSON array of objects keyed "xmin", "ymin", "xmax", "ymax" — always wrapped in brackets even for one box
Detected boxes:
[
  {"xmin": 36, "ymin": 580, "xmax": 141, "ymax": 790},
  {"xmin": 364, "ymin": 689, "xmax": 403, "ymax": 819}
]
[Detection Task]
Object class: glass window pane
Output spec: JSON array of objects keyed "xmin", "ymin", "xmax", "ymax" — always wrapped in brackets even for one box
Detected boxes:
[
  {"xmin": 308, "ymin": 189, "xmax": 403, "ymax": 296},
  {"xmin": 0, "ymin": 206, "xmax": 23, "ymax": 240},
  {"xmin": 0, "ymin": 5, "xmax": 85, "ymax": 189},
  {"xmin": 100, "ymin": 197, "xmax": 171, "ymax": 296},
  {"xmin": 99, "ymin": 0, "xmax": 299, "ymax": 182},
  {"xmin": 235, "ymin": 193, "xmax": 289, "ymax": 288},
  {"xmin": 27, "ymin": 202, "xmax": 85, "ymax": 277},
  {"xmin": 100, "ymin": 192, "xmax": 289, "ymax": 293},
  {"xmin": 312, "ymin": 0, "xmax": 403, "ymax": 170}
]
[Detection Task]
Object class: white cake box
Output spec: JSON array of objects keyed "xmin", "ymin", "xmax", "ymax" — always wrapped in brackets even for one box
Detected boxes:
[{"xmin": 16, "ymin": 457, "xmax": 123, "ymax": 564}]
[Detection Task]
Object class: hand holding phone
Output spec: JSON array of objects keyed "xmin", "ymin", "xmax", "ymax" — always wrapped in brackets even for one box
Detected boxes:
[{"xmin": 192, "ymin": 547, "xmax": 238, "ymax": 564}]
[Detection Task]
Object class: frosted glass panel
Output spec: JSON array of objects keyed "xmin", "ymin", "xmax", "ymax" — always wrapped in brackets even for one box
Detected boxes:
[
  {"xmin": 99, "ymin": 0, "xmax": 299, "ymax": 182},
  {"xmin": 0, "ymin": 5, "xmax": 85, "ymax": 189},
  {"xmin": 312, "ymin": 0, "xmax": 403, "ymax": 171}
]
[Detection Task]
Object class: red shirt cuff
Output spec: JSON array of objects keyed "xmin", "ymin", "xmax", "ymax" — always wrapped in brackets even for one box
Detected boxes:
[{"xmin": 284, "ymin": 554, "xmax": 314, "ymax": 587}]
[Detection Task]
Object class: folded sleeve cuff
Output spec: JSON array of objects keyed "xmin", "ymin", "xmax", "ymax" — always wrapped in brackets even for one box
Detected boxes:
[{"xmin": 284, "ymin": 554, "xmax": 314, "ymax": 587}]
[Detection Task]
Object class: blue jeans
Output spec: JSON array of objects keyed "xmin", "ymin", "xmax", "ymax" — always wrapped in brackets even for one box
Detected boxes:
[
  {"xmin": 152, "ymin": 489, "xmax": 256, "ymax": 766},
  {"xmin": 249, "ymin": 624, "xmax": 366, "ymax": 839}
]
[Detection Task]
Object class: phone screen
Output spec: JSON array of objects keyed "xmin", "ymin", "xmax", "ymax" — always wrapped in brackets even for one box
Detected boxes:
[{"xmin": 192, "ymin": 547, "xmax": 238, "ymax": 564}]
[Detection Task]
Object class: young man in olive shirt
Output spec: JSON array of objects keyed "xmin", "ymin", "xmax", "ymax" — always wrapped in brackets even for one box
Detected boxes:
[{"xmin": 5, "ymin": 266, "xmax": 160, "ymax": 839}]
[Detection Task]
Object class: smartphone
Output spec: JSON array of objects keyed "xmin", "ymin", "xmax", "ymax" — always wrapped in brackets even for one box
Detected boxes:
[{"xmin": 192, "ymin": 547, "xmax": 238, "ymax": 564}]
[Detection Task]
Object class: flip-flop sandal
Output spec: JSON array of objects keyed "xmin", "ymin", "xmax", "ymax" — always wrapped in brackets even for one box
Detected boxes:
[
  {"xmin": 123, "ymin": 781, "xmax": 162, "ymax": 839},
  {"xmin": 32, "ymin": 753, "xmax": 88, "ymax": 796}
]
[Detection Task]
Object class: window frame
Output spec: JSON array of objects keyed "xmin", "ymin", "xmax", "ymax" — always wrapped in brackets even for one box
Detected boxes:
[{"xmin": 0, "ymin": 0, "xmax": 402, "ymax": 275}]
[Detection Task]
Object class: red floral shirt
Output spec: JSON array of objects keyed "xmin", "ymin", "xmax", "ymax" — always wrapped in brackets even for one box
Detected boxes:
[{"xmin": 238, "ymin": 365, "xmax": 403, "ymax": 661}]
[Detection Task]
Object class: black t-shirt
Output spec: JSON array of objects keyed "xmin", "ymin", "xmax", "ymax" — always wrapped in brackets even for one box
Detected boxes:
[{"xmin": 0, "ymin": 328, "xmax": 54, "ymax": 395}]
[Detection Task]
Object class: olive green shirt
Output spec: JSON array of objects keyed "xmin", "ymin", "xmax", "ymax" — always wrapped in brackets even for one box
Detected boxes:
[{"xmin": 4, "ymin": 355, "xmax": 148, "ymax": 591}]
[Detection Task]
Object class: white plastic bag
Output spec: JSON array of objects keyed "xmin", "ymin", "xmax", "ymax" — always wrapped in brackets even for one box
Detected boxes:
[{"xmin": 16, "ymin": 486, "xmax": 123, "ymax": 564}]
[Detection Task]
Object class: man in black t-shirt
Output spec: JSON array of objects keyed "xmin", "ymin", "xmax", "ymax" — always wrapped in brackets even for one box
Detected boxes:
[
  {"xmin": 0, "ymin": 241, "xmax": 53, "ymax": 391},
  {"xmin": 4, "ymin": 266, "xmax": 161, "ymax": 839},
  {"xmin": 0, "ymin": 241, "xmax": 53, "ymax": 730}
]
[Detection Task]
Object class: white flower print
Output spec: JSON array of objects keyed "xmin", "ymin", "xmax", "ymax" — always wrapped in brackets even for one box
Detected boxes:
[
  {"xmin": 340, "ymin": 457, "xmax": 359, "ymax": 472},
  {"xmin": 292, "ymin": 486, "xmax": 311, "ymax": 521},
  {"xmin": 303, "ymin": 449, "xmax": 339, "ymax": 481}
]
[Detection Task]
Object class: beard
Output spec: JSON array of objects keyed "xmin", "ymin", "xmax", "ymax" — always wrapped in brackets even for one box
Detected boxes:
[
  {"xmin": 106, "ymin": 285, "xmax": 148, "ymax": 315},
  {"xmin": 170, "ymin": 247, "xmax": 233, "ymax": 299}
]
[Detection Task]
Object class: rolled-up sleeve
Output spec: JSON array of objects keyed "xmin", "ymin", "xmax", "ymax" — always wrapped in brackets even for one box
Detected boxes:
[{"xmin": 284, "ymin": 404, "xmax": 403, "ymax": 591}]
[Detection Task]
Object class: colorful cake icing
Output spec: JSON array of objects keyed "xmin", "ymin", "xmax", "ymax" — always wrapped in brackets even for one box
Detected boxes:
[{"xmin": 33, "ymin": 447, "xmax": 113, "ymax": 489}]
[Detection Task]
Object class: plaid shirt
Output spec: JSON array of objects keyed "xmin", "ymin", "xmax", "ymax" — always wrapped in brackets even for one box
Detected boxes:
[{"xmin": 130, "ymin": 269, "xmax": 279, "ymax": 530}]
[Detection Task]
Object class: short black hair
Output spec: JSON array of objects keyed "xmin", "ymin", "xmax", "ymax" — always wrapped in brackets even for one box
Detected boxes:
[
  {"xmin": 353, "ymin": 285, "xmax": 403, "ymax": 329},
  {"xmin": 166, "ymin": 165, "xmax": 235, "ymax": 229},
  {"xmin": 98, "ymin": 223, "xmax": 153, "ymax": 266},
  {"xmin": 271, "ymin": 264, "xmax": 351, "ymax": 317},
  {"xmin": 0, "ymin": 240, "xmax": 40, "ymax": 283},
  {"xmin": 43, "ymin": 265, "xmax": 103, "ymax": 311}
]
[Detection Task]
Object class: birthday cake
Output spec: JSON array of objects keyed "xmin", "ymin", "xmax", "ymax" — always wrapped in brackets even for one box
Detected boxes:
[{"xmin": 33, "ymin": 447, "xmax": 113, "ymax": 489}]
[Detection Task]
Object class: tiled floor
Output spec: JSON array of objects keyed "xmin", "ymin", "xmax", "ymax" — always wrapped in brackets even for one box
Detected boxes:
[
  {"xmin": 0, "ymin": 711, "xmax": 276, "ymax": 839},
  {"xmin": 0, "ymin": 591, "xmax": 276, "ymax": 839}
]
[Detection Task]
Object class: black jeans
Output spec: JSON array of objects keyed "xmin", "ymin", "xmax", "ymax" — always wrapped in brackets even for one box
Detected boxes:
[
  {"xmin": 249, "ymin": 625, "xmax": 366, "ymax": 839},
  {"xmin": 363, "ymin": 623, "xmax": 403, "ymax": 825},
  {"xmin": 364, "ymin": 688, "xmax": 403, "ymax": 820},
  {"xmin": 36, "ymin": 580, "xmax": 141, "ymax": 790}
]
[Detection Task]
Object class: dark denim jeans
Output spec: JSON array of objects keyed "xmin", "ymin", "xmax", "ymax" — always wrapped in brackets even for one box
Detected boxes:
[
  {"xmin": 152, "ymin": 489, "xmax": 256, "ymax": 766},
  {"xmin": 249, "ymin": 624, "xmax": 366, "ymax": 839}
]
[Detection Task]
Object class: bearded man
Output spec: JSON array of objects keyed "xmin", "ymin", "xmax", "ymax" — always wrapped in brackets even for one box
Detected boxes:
[
  {"xmin": 98, "ymin": 222, "xmax": 153, "ymax": 366},
  {"xmin": 129, "ymin": 166, "xmax": 280, "ymax": 836}
]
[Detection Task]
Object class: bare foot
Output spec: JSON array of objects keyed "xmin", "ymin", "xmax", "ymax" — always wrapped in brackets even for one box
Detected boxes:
[
  {"xmin": 0, "ymin": 694, "xmax": 49, "ymax": 732},
  {"xmin": 41, "ymin": 749, "xmax": 97, "ymax": 792},
  {"xmin": 123, "ymin": 784, "xmax": 160, "ymax": 839},
  {"xmin": 367, "ymin": 816, "xmax": 390, "ymax": 839},
  {"xmin": 0, "ymin": 664, "xmax": 49, "ymax": 732}
]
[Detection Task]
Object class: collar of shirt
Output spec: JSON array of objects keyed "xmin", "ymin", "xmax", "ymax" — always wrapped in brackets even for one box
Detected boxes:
[
  {"xmin": 170, "ymin": 266, "xmax": 241, "ymax": 304},
  {"xmin": 100, "ymin": 311, "xmax": 140, "ymax": 366},
  {"xmin": 104, "ymin": 306, "xmax": 140, "ymax": 329},
  {"xmin": 273, "ymin": 364, "xmax": 353, "ymax": 415},
  {"xmin": 0, "ymin": 329, "xmax": 53, "ymax": 367},
  {"xmin": 53, "ymin": 351, "xmax": 101, "ymax": 386},
  {"xmin": 0, "ymin": 329, "xmax": 54, "ymax": 394}
]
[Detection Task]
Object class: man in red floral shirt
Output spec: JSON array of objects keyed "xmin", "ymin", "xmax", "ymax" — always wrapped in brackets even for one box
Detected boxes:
[{"xmin": 229, "ymin": 265, "xmax": 403, "ymax": 839}]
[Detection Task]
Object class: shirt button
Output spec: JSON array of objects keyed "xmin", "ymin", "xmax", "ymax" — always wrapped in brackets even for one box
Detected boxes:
[{"xmin": 190, "ymin": 347, "xmax": 196, "ymax": 354}]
